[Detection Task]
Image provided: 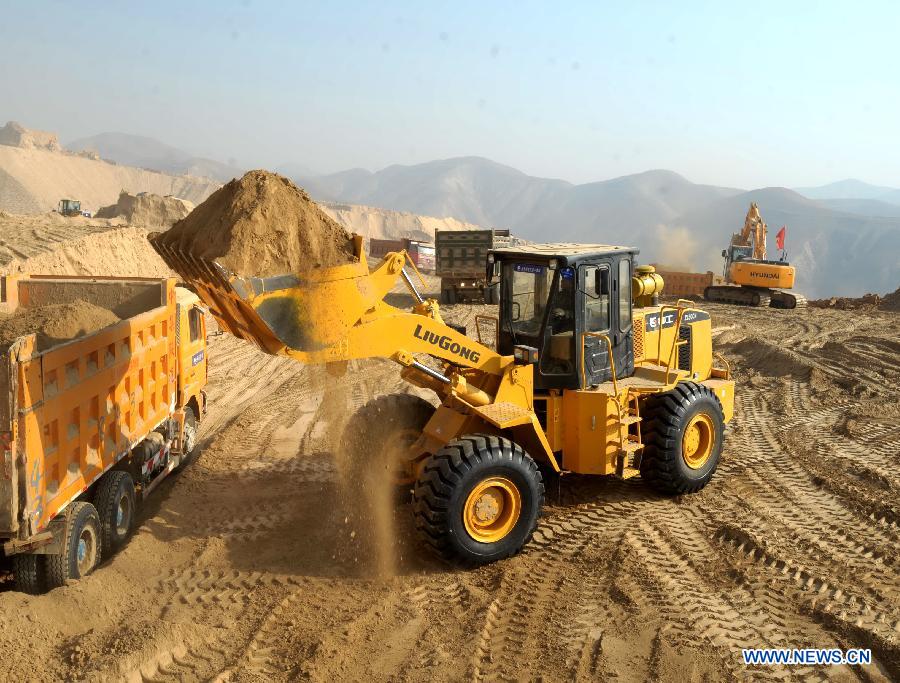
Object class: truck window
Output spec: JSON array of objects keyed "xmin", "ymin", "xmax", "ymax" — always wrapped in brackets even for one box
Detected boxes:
[
  {"xmin": 618, "ymin": 259, "xmax": 632, "ymax": 330},
  {"xmin": 583, "ymin": 265, "xmax": 609, "ymax": 332},
  {"xmin": 189, "ymin": 307, "xmax": 203, "ymax": 342}
]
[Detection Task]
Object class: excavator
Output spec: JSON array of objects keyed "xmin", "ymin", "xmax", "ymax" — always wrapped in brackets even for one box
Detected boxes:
[
  {"xmin": 152, "ymin": 235, "xmax": 735, "ymax": 564},
  {"xmin": 704, "ymin": 202, "xmax": 806, "ymax": 308}
]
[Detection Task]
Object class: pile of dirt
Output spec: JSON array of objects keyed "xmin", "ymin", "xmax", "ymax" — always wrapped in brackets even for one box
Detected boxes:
[
  {"xmin": 157, "ymin": 170, "xmax": 355, "ymax": 276},
  {"xmin": 0, "ymin": 300, "xmax": 121, "ymax": 351},
  {"xmin": 95, "ymin": 191, "xmax": 194, "ymax": 228},
  {"xmin": 810, "ymin": 285, "xmax": 900, "ymax": 311}
]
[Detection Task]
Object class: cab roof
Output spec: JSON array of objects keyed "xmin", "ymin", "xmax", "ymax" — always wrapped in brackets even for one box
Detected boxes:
[{"xmin": 490, "ymin": 242, "xmax": 639, "ymax": 267}]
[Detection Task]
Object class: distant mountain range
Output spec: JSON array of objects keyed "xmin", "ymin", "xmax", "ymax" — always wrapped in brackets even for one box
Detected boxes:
[
  {"xmin": 55, "ymin": 132, "xmax": 900, "ymax": 297},
  {"xmin": 293, "ymin": 159, "xmax": 900, "ymax": 298},
  {"xmin": 66, "ymin": 132, "xmax": 244, "ymax": 183}
]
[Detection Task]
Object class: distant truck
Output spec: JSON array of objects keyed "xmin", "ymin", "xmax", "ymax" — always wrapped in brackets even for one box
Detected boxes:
[
  {"xmin": 435, "ymin": 229, "xmax": 520, "ymax": 304},
  {"xmin": 0, "ymin": 275, "xmax": 208, "ymax": 592},
  {"xmin": 649, "ymin": 265, "xmax": 726, "ymax": 298},
  {"xmin": 368, "ymin": 238, "xmax": 436, "ymax": 273}
]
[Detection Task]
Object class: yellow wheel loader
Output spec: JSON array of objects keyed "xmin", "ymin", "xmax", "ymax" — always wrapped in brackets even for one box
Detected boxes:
[{"xmin": 151, "ymin": 235, "xmax": 735, "ymax": 564}]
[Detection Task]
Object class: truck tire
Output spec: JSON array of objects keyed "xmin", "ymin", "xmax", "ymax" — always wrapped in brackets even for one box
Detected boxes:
[
  {"xmin": 13, "ymin": 554, "xmax": 46, "ymax": 594},
  {"xmin": 45, "ymin": 502, "xmax": 102, "ymax": 588},
  {"xmin": 176, "ymin": 406, "xmax": 199, "ymax": 470},
  {"xmin": 484, "ymin": 284, "xmax": 497, "ymax": 305},
  {"xmin": 413, "ymin": 434, "xmax": 544, "ymax": 564},
  {"xmin": 341, "ymin": 393, "xmax": 436, "ymax": 504},
  {"xmin": 640, "ymin": 382, "xmax": 725, "ymax": 494},
  {"xmin": 95, "ymin": 471, "xmax": 136, "ymax": 558}
]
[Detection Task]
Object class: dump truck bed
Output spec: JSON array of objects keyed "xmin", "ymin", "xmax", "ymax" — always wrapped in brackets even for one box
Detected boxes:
[
  {"xmin": 435, "ymin": 229, "xmax": 512, "ymax": 278},
  {"xmin": 0, "ymin": 275, "xmax": 177, "ymax": 541}
]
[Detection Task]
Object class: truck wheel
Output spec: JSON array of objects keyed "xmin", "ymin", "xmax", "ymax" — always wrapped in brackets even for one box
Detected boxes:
[
  {"xmin": 640, "ymin": 382, "xmax": 725, "ymax": 494},
  {"xmin": 45, "ymin": 502, "xmax": 101, "ymax": 588},
  {"xmin": 341, "ymin": 394, "xmax": 436, "ymax": 503},
  {"xmin": 485, "ymin": 284, "xmax": 499, "ymax": 305},
  {"xmin": 177, "ymin": 406, "xmax": 199, "ymax": 470},
  {"xmin": 95, "ymin": 471, "xmax": 136, "ymax": 557},
  {"xmin": 13, "ymin": 554, "xmax": 46, "ymax": 594},
  {"xmin": 443, "ymin": 288, "xmax": 457, "ymax": 305},
  {"xmin": 413, "ymin": 434, "xmax": 544, "ymax": 564}
]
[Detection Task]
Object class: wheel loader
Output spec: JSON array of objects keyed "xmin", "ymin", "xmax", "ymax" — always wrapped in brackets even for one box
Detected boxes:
[{"xmin": 151, "ymin": 235, "xmax": 735, "ymax": 564}]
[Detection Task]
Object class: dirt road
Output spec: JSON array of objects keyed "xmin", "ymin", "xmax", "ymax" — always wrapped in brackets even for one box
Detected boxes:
[{"xmin": 0, "ymin": 288, "xmax": 898, "ymax": 682}]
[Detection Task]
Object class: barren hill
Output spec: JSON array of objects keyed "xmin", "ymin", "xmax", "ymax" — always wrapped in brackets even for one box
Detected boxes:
[
  {"xmin": 0, "ymin": 145, "xmax": 219, "ymax": 214},
  {"xmin": 319, "ymin": 201, "xmax": 480, "ymax": 241}
]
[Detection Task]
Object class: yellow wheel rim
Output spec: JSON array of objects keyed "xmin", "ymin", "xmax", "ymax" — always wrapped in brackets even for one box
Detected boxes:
[
  {"xmin": 463, "ymin": 477, "xmax": 521, "ymax": 543},
  {"xmin": 682, "ymin": 413, "xmax": 715, "ymax": 469}
]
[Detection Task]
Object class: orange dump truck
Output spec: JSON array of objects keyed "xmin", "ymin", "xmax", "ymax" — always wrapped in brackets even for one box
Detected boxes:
[{"xmin": 0, "ymin": 275, "xmax": 208, "ymax": 592}]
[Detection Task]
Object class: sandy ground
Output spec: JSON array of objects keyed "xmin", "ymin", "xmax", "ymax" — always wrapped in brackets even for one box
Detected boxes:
[{"xmin": 0, "ymin": 275, "xmax": 898, "ymax": 682}]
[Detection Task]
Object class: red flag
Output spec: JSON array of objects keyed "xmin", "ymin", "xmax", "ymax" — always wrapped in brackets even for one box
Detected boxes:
[{"xmin": 776, "ymin": 226, "xmax": 786, "ymax": 250}]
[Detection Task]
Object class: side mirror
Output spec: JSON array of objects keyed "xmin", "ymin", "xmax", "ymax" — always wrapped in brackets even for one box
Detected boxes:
[{"xmin": 721, "ymin": 249, "xmax": 728, "ymax": 258}]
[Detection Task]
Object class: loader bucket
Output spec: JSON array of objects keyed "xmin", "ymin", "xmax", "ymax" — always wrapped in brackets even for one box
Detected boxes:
[{"xmin": 149, "ymin": 234, "xmax": 375, "ymax": 356}]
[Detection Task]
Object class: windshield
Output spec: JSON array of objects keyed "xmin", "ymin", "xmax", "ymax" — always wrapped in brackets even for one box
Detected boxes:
[{"xmin": 504, "ymin": 262, "xmax": 554, "ymax": 337}]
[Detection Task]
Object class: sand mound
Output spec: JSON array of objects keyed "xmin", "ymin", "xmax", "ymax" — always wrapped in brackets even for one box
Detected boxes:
[
  {"xmin": 810, "ymin": 285, "xmax": 900, "ymax": 312},
  {"xmin": 158, "ymin": 170, "xmax": 355, "ymax": 276},
  {"xmin": 0, "ymin": 300, "xmax": 121, "ymax": 351},
  {"xmin": 95, "ymin": 191, "xmax": 194, "ymax": 228}
]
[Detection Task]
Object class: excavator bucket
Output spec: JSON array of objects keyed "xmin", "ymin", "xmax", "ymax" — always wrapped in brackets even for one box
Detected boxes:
[{"xmin": 150, "ymin": 234, "xmax": 378, "ymax": 357}]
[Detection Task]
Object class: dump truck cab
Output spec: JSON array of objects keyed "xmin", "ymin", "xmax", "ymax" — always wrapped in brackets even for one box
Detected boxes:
[{"xmin": 491, "ymin": 244, "xmax": 637, "ymax": 390}]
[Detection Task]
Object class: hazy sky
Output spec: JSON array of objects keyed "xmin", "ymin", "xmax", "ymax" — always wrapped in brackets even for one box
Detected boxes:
[{"xmin": 2, "ymin": 1, "xmax": 898, "ymax": 188}]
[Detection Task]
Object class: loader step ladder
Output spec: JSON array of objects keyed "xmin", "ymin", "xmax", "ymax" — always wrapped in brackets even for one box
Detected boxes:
[
  {"xmin": 613, "ymin": 389, "xmax": 643, "ymax": 479},
  {"xmin": 580, "ymin": 331, "xmax": 644, "ymax": 480}
]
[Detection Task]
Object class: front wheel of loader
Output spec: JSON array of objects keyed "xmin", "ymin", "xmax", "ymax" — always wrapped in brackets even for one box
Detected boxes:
[
  {"xmin": 413, "ymin": 434, "xmax": 544, "ymax": 565},
  {"xmin": 640, "ymin": 382, "xmax": 725, "ymax": 494}
]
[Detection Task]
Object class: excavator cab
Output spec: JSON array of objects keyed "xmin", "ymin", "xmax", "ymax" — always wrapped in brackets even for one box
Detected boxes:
[{"xmin": 490, "ymin": 244, "xmax": 637, "ymax": 390}]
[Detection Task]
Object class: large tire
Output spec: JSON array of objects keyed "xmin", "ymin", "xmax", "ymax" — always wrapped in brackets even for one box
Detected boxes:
[
  {"xmin": 640, "ymin": 382, "xmax": 725, "ymax": 494},
  {"xmin": 95, "ymin": 470, "xmax": 136, "ymax": 558},
  {"xmin": 45, "ymin": 502, "xmax": 101, "ymax": 588},
  {"xmin": 443, "ymin": 288, "xmax": 457, "ymax": 305},
  {"xmin": 413, "ymin": 434, "xmax": 544, "ymax": 564},
  {"xmin": 340, "ymin": 394, "xmax": 437, "ymax": 499},
  {"xmin": 13, "ymin": 554, "xmax": 46, "ymax": 594},
  {"xmin": 176, "ymin": 405, "xmax": 199, "ymax": 470}
]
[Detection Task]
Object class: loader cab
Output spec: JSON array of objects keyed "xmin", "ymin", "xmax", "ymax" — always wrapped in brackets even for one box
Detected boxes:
[{"xmin": 490, "ymin": 244, "xmax": 638, "ymax": 391}]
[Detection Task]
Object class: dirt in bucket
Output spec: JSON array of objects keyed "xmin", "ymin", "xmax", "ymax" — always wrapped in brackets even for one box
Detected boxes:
[{"xmin": 157, "ymin": 170, "xmax": 356, "ymax": 277}]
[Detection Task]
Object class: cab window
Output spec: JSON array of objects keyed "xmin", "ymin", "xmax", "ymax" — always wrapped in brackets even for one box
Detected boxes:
[
  {"xmin": 583, "ymin": 265, "xmax": 609, "ymax": 332},
  {"xmin": 618, "ymin": 259, "xmax": 632, "ymax": 330},
  {"xmin": 188, "ymin": 307, "xmax": 203, "ymax": 342}
]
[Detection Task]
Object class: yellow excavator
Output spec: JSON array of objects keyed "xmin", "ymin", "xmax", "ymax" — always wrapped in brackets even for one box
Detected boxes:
[
  {"xmin": 152, "ymin": 235, "xmax": 735, "ymax": 564},
  {"xmin": 704, "ymin": 203, "xmax": 806, "ymax": 308}
]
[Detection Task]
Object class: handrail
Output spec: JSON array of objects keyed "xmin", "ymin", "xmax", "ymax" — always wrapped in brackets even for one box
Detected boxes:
[
  {"xmin": 580, "ymin": 331, "xmax": 618, "ymax": 395},
  {"xmin": 657, "ymin": 303, "xmax": 688, "ymax": 385},
  {"xmin": 713, "ymin": 351, "xmax": 732, "ymax": 380}
]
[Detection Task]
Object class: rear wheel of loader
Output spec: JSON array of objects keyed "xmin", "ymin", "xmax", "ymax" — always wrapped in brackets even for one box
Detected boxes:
[
  {"xmin": 640, "ymin": 382, "xmax": 724, "ymax": 494},
  {"xmin": 341, "ymin": 394, "xmax": 437, "ymax": 503},
  {"xmin": 45, "ymin": 502, "xmax": 102, "ymax": 588},
  {"xmin": 13, "ymin": 554, "xmax": 46, "ymax": 594},
  {"xmin": 95, "ymin": 471, "xmax": 136, "ymax": 558},
  {"xmin": 413, "ymin": 434, "xmax": 544, "ymax": 564}
]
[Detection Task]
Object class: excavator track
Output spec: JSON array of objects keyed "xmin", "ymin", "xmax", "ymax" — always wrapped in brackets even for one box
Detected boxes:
[
  {"xmin": 770, "ymin": 291, "xmax": 808, "ymax": 310},
  {"xmin": 704, "ymin": 285, "xmax": 770, "ymax": 308},
  {"xmin": 705, "ymin": 286, "xmax": 807, "ymax": 310}
]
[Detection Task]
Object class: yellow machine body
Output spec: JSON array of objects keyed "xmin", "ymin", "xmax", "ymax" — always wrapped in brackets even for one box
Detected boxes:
[
  {"xmin": 729, "ymin": 260, "xmax": 795, "ymax": 289},
  {"xmin": 152, "ymin": 234, "xmax": 734, "ymax": 480}
]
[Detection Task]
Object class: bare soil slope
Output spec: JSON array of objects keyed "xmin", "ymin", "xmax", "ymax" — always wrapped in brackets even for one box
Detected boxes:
[
  {"xmin": 0, "ymin": 212, "xmax": 172, "ymax": 278},
  {"xmin": 0, "ymin": 145, "xmax": 218, "ymax": 214},
  {"xmin": 0, "ymin": 277, "xmax": 897, "ymax": 682},
  {"xmin": 95, "ymin": 191, "xmax": 194, "ymax": 228}
]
